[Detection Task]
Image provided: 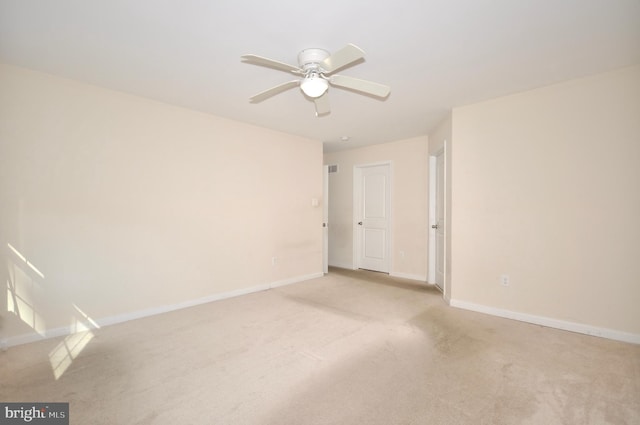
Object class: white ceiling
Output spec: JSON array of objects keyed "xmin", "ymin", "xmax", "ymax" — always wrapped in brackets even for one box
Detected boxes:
[{"xmin": 1, "ymin": 0, "xmax": 639, "ymax": 152}]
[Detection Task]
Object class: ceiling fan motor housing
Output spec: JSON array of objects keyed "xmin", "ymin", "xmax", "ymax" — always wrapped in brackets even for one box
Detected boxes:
[{"xmin": 298, "ymin": 48, "xmax": 330, "ymax": 72}]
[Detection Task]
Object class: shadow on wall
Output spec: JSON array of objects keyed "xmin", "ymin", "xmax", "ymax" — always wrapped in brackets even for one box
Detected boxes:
[{"xmin": 3, "ymin": 242, "xmax": 100, "ymax": 380}]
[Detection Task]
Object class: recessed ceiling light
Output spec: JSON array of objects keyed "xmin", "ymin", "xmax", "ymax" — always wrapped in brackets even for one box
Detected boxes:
[{"xmin": 340, "ymin": 136, "xmax": 350, "ymax": 142}]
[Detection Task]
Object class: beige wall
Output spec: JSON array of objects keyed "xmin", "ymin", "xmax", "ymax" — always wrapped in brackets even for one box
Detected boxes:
[
  {"xmin": 324, "ymin": 136, "xmax": 429, "ymax": 280},
  {"xmin": 450, "ymin": 65, "xmax": 640, "ymax": 336},
  {"xmin": 0, "ymin": 64, "xmax": 323, "ymax": 344},
  {"xmin": 428, "ymin": 114, "xmax": 451, "ymax": 156}
]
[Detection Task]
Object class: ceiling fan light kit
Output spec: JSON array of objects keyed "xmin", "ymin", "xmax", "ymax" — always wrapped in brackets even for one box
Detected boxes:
[
  {"xmin": 242, "ymin": 43, "xmax": 390, "ymax": 116},
  {"xmin": 300, "ymin": 74, "xmax": 328, "ymax": 98}
]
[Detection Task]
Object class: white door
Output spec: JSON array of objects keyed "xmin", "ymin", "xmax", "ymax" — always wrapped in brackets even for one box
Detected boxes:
[
  {"xmin": 355, "ymin": 163, "xmax": 390, "ymax": 273},
  {"xmin": 323, "ymin": 165, "xmax": 329, "ymax": 274},
  {"xmin": 435, "ymin": 152, "xmax": 445, "ymax": 289}
]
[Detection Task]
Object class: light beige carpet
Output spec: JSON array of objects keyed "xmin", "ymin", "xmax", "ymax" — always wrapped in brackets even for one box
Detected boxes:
[{"xmin": 1, "ymin": 268, "xmax": 639, "ymax": 424}]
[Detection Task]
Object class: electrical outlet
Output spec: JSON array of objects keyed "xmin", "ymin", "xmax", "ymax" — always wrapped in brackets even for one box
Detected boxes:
[
  {"xmin": 500, "ymin": 274, "xmax": 510, "ymax": 286},
  {"xmin": 272, "ymin": 257, "xmax": 277, "ymax": 266}
]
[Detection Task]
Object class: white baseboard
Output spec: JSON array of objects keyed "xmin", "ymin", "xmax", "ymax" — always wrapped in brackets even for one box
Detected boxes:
[
  {"xmin": 390, "ymin": 272, "xmax": 428, "ymax": 282},
  {"xmin": 3, "ymin": 324, "xmax": 77, "ymax": 348},
  {"xmin": 449, "ymin": 299, "xmax": 640, "ymax": 345},
  {"xmin": 4, "ymin": 272, "xmax": 324, "ymax": 348}
]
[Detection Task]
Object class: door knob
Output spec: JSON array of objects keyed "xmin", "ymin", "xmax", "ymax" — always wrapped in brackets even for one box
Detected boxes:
[
  {"xmin": 431, "ymin": 224, "xmax": 439, "ymax": 229},
  {"xmin": 358, "ymin": 221, "xmax": 363, "ymax": 225}
]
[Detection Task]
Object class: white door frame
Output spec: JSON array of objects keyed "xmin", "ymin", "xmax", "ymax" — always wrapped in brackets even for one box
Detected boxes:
[
  {"xmin": 428, "ymin": 154, "xmax": 438, "ymax": 283},
  {"xmin": 353, "ymin": 161, "xmax": 392, "ymax": 272},
  {"xmin": 428, "ymin": 146, "xmax": 447, "ymax": 296},
  {"xmin": 322, "ymin": 165, "xmax": 329, "ymax": 274}
]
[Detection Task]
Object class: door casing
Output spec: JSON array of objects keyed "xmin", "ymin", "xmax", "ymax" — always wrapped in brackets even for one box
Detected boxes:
[
  {"xmin": 428, "ymin": 146, "xmax": 447, "ymax": 296},
  {"xmin": 323, "ymin": 165, "xmax": 329, "ymax": 274}
]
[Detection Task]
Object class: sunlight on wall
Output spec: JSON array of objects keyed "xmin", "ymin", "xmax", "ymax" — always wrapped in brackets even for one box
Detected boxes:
[
  {"xmin": 5, "ymin": 243, "xmax": 99, "ymax": 379},
  {"xmin": 6, "ymin": 279, "xmax": 46, "ymax": 336},
  {"xmin": 48, "ymin": 304, "xmax": 100, "ymax": 380},
  {"xmin": 6, "ymin": 243, "xmax": 46, "ymax": 336},
  {"xmin": 7, "ymin": 242, "xmax": 45, "ymax": 278},
  {"xmin": 73, "ymin": 303, "xmax": 100, "ymax": 330}
]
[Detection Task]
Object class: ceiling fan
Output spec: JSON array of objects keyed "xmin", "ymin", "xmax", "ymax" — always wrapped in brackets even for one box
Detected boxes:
[{"xmin": 241, "ymin": 44, "xmax": 390, "ymax": 116}]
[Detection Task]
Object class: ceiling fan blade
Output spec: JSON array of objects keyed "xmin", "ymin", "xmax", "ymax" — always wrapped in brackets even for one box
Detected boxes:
[
  {"xmin": 321, "ymin": 44, "xmax": 365, "ymax": 73},
  {"xmin": 330, "ymin": 74, "xmax": 390, "ymax": 98},
  {"xmin": 249, "ymin": 80, "xmax": 300, "ymax": 103},
  {"xmin": 241, "ymin": 54, "xmax": 302, "ymax": 74},
  {"xmin": 313, "ymin": 93, "xmax": 331, "ymax": 116}
]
